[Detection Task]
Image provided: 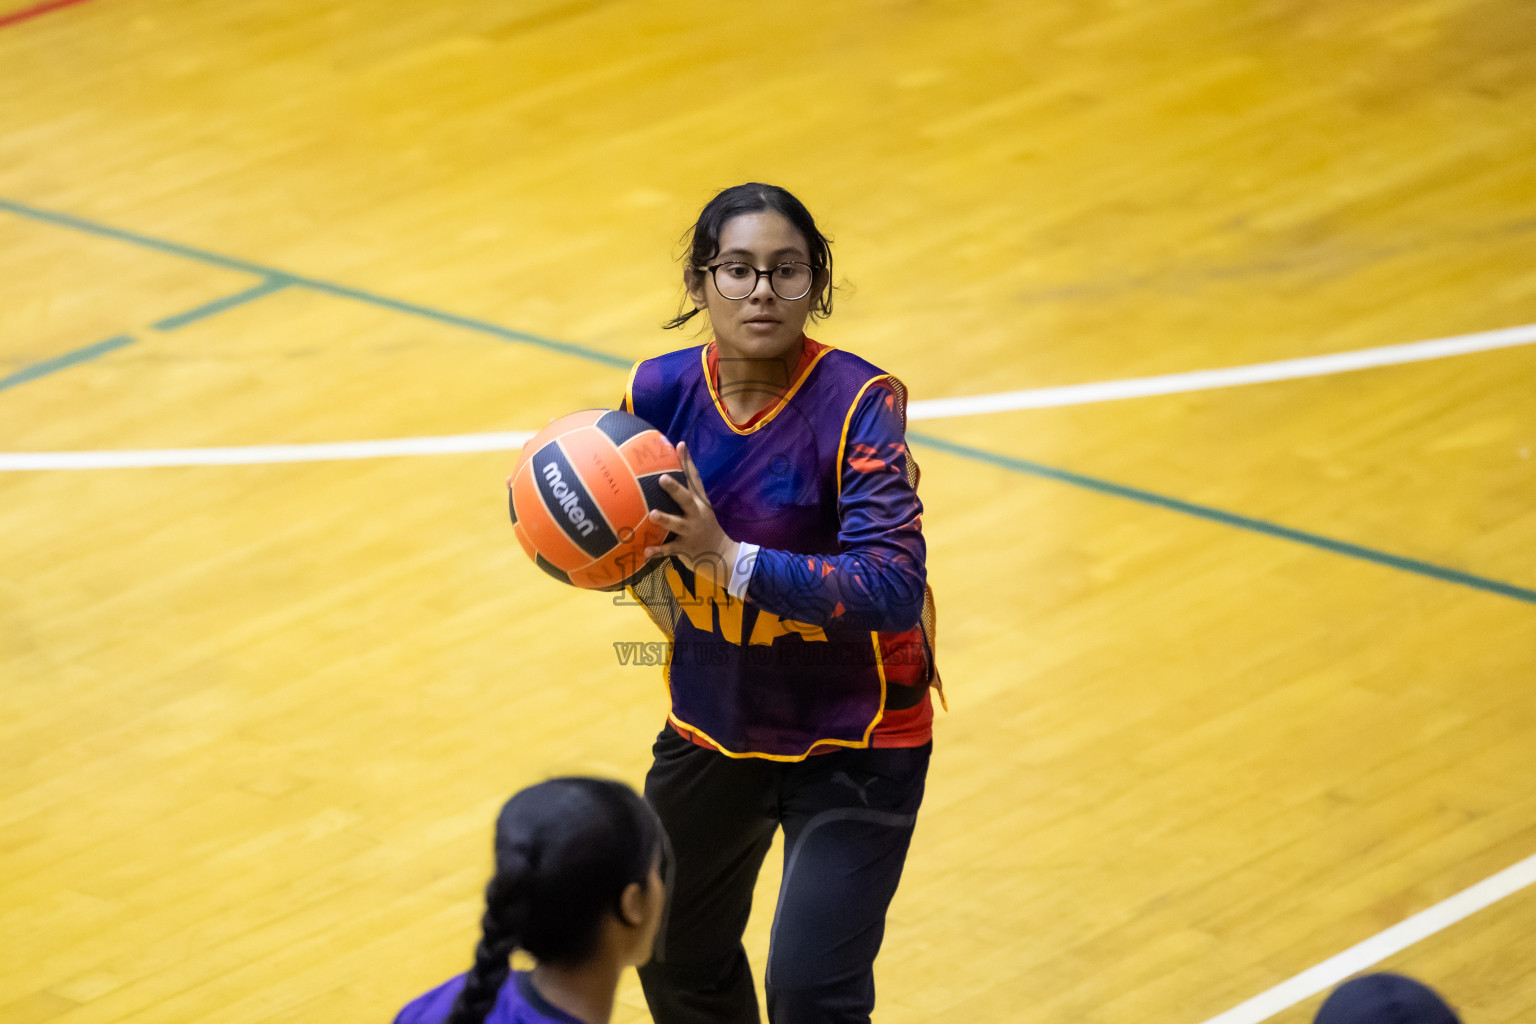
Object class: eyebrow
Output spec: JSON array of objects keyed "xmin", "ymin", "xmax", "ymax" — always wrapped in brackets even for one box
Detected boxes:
[{"xmin": 717, "ymin": 246, "xmax": 808, "ymax": 260}]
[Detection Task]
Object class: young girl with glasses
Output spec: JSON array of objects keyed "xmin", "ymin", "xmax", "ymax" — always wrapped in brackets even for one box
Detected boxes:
[
  {"xmin": 620, "ymin": 183, "xmax": 940, "ymax": 1024},
  {"xmin": 394, "ymin": 778, "xmax": 669, "ymax": 1024}
]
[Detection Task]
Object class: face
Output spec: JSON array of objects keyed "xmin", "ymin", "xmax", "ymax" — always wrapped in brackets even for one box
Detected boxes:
[
  {"xmin": 687, "ymin": 211, "xmax": 819, "ymax": 363},
  {"xmin": 619, "ymin": 852, "xmax": 667, "ymax": 967},
  {"xmin": 635, "ymin": 858, "xmax": 666, "ymax": 962}
]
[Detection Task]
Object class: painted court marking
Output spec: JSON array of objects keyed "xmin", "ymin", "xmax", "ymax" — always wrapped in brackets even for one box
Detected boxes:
[
  {"xmin": 0, "ymin": 334, "xmax": 134, "ymax": 392},
  {"xmin": 905, "ymin": 322, "xmax": 1536, "ymax": 419},
  {"xmin": 0, "ymin": 197, "xmax": 631, "ymax": 368},
  {"xmin": 0, "ymin": 432, "xmax": 535, "ymax": 469},
  {"xmin": 1198, "ymin": 849, "xmax": 1536, "ymax": 1024},
  {"xmin": 0, "ymin": 0, "xmax": 96, "ymax": 30},
  {"xmin": 906, "ymin": 430, "xmax": 1536, "ymax": 606},
  {"xmin": 0, "ymin": 280, "xmax": 288, "ymax": 395},
  {"xmin": 152, "ymin": 275, "xmax": 292, "ymax": 332}
]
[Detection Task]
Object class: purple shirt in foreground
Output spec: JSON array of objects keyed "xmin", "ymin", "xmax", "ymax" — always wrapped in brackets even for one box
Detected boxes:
[{"xmin": 394, "ymin": 971, "xmax": 589, "ymax": 1024}]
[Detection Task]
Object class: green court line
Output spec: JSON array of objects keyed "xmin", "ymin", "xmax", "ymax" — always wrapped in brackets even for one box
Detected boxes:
[
  {"xmin": 1, "ymin": 334, "xmax": 135, "ymax": 393},
  {"xmin": 908, "ymin": 430, "xmax": 1536, "ymax": 606},
  {"xmin": 152, "ymin": 275, "xmax": 292, "ymax": 331},
  {"xmin": 5, "ymin": 194, "xmax": 1528, "ymax": 607},
  {"xmin": 0, "ymin": 197, "xmax": 630, "ymax": 368}
]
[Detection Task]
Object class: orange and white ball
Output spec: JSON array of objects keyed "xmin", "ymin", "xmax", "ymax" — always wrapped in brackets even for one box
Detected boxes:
[{"xmin": 508, "ymin": 409, "xmax": 682, "ymax": 589}]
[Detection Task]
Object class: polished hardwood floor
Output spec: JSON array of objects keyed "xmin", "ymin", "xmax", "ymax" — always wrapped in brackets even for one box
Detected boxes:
[{"xmin": 2, "ymin": 1, "xmax": 1533, "ymax": 1022}]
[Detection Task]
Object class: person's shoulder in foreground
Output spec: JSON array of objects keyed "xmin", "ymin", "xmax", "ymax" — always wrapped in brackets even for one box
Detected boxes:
[{"xmin": 395, "ymin": 970, "xmax": 591, "ymax": 1024}]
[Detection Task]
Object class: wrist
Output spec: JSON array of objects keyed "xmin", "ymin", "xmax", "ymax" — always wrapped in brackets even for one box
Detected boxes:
[{"xmin": 725, "ymin": 541, "xmax": 759, "ymax": 601}]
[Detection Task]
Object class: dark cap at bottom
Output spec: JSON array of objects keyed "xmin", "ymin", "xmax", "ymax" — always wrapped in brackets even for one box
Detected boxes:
[{"xmin": 1315, "ymin": 973, "xmax": 1461, "ymax": 1024}]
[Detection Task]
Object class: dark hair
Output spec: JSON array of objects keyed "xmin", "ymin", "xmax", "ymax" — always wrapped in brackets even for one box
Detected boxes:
[
  {"xmin": 665, "ymin": 182, "xmax": 835, "ymax": 330},
  {"xmin": 445, "ymin": 777, "xmax": 665, "ymax": 1024},
  {"xmin": 1314, "ymin": 973, "xmax": 1461, "ymax": 1024}
]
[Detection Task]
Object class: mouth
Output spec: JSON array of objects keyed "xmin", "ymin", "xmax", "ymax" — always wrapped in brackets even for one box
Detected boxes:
[{"xmin": 743, "ymin": 316, "xmax": 780, "ymax": 326}]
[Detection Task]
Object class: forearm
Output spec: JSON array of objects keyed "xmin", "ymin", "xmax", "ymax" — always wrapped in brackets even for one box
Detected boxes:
[{"xmin": 732, "ymin": 540, "xmax": 926, "ymax": 632}]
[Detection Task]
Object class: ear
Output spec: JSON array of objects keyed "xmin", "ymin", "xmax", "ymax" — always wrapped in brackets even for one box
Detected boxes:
[
  {"xmin": 684, "ymin": 268, "xmax": 708, "ymax": 310},
  {"xmin": 618, "ymin": 881, "xmax": 647, "ymax": 928}
]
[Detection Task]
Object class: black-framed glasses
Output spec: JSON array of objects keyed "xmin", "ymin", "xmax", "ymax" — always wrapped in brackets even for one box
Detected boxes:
[{"xmin": 701, "ymin": 261, "xmax": 815, "ymax": 301}]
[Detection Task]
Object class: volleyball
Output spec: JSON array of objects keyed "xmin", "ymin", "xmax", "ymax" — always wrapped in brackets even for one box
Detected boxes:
[{"xmin": 508, "ymin": 409, "xmax": 683, "ymax": 589}]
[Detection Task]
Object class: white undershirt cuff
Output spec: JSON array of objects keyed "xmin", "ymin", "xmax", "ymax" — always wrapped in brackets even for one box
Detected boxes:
[{"xmin": 726, "ymin": 542, "xmax": 760, "ymax": 600}]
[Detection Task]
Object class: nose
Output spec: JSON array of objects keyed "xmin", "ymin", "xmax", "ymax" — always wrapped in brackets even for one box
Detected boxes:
[{"xmin": 749, "ymin": 270, "xmax": 776, "ymax": 301}]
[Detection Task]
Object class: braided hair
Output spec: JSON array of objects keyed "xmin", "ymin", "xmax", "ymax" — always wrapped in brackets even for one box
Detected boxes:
[
  {"xmin": 444, "ymin": 778, "xmax": 665, "ymax": 1024},
  {"xmin": 665, "ymin": 182, "xmax": 835, "ymax": 330}
]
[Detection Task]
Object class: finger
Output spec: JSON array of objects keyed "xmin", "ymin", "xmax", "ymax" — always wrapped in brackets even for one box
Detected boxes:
[
  {"xmin": 657, "ymin": 474, "xmax": 706, "ymax": 515},
  {"xmin": 678, "ymin": 443, "xmax": 707, "ymax": 497},
  {"xmin": 673, "ymin": 442, "xmax": 696, "ymax": 489},
  {"xmin": 657, "ymin": 474, "xmax": 694, "ymax": 503},
  {"xmin": 648, "ymin": 508, "xmax": 687, "ymax": 531}
]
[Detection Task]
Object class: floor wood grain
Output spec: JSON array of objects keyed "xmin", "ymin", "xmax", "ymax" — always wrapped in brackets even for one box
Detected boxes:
[{"xmin": 2, "ymin": 1, "xmax": 1533, "ymax": 1021}]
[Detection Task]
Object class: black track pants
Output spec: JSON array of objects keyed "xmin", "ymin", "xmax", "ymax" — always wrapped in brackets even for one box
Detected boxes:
[{"xmin": 637, "ymin": 727, "xmax": 930, "ymax": 1024}]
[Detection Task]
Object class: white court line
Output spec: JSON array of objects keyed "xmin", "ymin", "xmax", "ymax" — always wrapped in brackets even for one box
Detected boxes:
[
  {"xmin": 905, "ymin": 321, "xmax": 1536, "ymax": 419},
  {"xmin": 0, "ymin": 432, "xmax": 534, "ymax": 470},
  {"xmin": 1198, "ymin": 850, "xmax": 1536, "ymax": 1024},
  {"xmin": 4, "ymin": 321, "xmax": 1534, "ymax": 470}
]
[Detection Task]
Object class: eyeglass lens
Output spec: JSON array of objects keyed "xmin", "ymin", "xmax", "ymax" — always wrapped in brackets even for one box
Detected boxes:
[{"xmin": 711, "ymin": 262, "xmax": 813, "ymax": 301}]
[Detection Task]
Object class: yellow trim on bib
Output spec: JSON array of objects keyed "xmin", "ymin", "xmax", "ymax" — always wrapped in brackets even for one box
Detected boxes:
[
  {"xmin": 835, "ymin": 374, "xmax": 902, "ymax": 482},
  {"xmin": 621, "ymin": 359, "xmax": 642, "ymax": 415},
  {"xmin": 701, "ymin": 341, "xmax": 834, "ymax": 436}
]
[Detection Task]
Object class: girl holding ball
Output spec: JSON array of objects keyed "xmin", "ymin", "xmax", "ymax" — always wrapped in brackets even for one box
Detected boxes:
[{"xmin": 621, "ymin": 183, "xmax": 940, "ymax": 1024}]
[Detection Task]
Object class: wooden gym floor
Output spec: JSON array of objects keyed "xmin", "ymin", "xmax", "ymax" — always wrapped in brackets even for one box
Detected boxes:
[{"xmin": 2, "ymin": 1, "xmax": 1533, "ymax": 1022}]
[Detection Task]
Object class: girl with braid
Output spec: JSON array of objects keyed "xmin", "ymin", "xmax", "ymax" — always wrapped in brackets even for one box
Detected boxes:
[{"xmin": 394, "ymin": 778, "xmax": 669, "ymax": 1024}]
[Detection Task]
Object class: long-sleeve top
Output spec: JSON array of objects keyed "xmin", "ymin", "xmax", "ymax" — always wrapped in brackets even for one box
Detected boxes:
[{"xmin": 622, "ymin": 338, "xmax": 938, "ymax": 760}]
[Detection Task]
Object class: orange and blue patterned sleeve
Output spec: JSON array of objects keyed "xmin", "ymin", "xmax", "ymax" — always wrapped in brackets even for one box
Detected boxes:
[{"xmin": 743, "ymin": 382, "xmax": 926, "ymax": 632}]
